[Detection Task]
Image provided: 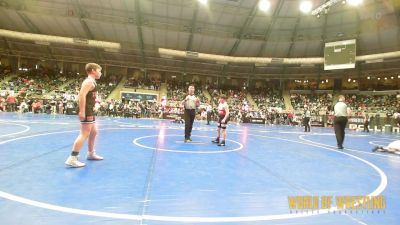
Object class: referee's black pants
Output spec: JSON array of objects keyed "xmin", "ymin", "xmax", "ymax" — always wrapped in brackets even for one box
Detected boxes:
[
  {"xmin": 206, "ymin": 111, "xmax": 211, "ymax": 125},
  {"xmin": 363, "ymin": 121, "xmax": 369, "ymax": 132},
  {"xmin": 304, "ymin": 117, "xmax": 310, "ymax": 132},
  {"xmin": 334, "ymin": 116, "xmax": 348, "ymax": 148},
  {"xmin": 184, "ymin": 109, "xmax": 196, "ymax": 139}
]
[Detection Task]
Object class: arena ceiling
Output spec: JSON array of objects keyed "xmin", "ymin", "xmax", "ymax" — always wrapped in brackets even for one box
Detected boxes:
[{"xmin": 0, "ymin": 0, "xmax": 399, "ymax": 79}]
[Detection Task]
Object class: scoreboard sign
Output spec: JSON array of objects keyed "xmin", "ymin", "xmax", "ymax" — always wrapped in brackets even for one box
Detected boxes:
[{"xmin": 324, "ymin": 39, "xmax": 356, "ymax": 70}]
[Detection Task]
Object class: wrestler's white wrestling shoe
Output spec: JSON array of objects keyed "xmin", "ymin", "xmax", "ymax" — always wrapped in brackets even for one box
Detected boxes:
[
  {"xmin": 87, "ymin": 151, "xmax": 104, "ymax": 160},
  {"xmin": 65, "ymin": 155, "xmax": 86, "ymax": 168}
]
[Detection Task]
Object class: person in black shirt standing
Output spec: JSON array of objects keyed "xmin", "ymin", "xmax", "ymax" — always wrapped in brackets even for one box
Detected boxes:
[
  {"xmin": 182, "ymin": 84, "xmax": 200, "ymax": 143},
  {"xmin": 65, "ymin": 63, "xmax": 104, "ymax": 168}
]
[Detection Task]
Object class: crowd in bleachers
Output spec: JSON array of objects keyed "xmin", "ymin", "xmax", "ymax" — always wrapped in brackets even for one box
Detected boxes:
[
  {"xmin": 1, "ymin": 67, "xmax": 70, "ymax": 113},
  {"xmin": 344, "ymin": 94, "xmax": 399, "ymax": 114},
  {"xmin": 290, "ymin": 93, "xmax": 333, "ymax": 115},
  {"xmin": 125, "ymin": 76, "xmax": 161, "ymax": 91},
  {"xmin": 167, "ymin": 80, "xmax": 207, "ymax": 102},
  {"xmin": 0, "ymin": 67, "xmax": 122, "ymax": 115},
  {"xmin": 94, "ymin": 99, "xmax": 161, "ymax": 118},
  {"xmin": 1, "ymin": 67, "xmax": 69, "ymax": 98},
  {"xmin": 237, "ymin": 87, "xmax": 287, "ymax": 125},
  {"xmin": 207, "ymin": 85, "xmax": 248, "ymax": 122},
  {"xmin": 163, "ymin": 80, "xmax": 208, "ymax": 116},
  {"xmin": 1, "ymin": 65, "xmax": 399, "ymax": 126},
  {"xmin": 289, "ymin": 92, "xmax": 400, "ymax": 116},
  {"xmin": 252, "ymin": 88, "xmax": 285, "ymax": 109}
]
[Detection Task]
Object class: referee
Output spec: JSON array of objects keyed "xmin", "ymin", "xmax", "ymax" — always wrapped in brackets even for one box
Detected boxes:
[
  {"xmin": 303, "ymin": 106, "xmax": 311, "ymax": 132},
  {"xmin": 206, "ymin": 101, "xmax": 212, "ymax": 125},
  {"xmin": 334, "ymin": 95, "xmax": 348, "ymax": 149},
  {"xmin": 182, "ymin": 84, "xmax": 200, "ymax": 143}
]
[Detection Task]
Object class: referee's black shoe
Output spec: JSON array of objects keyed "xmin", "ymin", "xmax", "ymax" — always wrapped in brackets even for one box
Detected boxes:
[
  {"xmin": 372, "ymin": 146, "xmax": 382, "ymax": 152},
  {"xmin": 212, "ymin": 138, "xmax": 219, "ymax": 144}
]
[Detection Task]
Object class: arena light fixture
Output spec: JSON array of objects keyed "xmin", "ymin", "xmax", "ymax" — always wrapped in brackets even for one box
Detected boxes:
[
  {"xmin": 348, "ymin": 0, "xmax": 363, "ymax": 6},
  {"xmin": 198, "ymin": 0, "xmax": 208, "ymax": 5},
  {"xmin": 311, "ymin": 0, "xmax": 342, "ymax": 16},
  {"xmin": 258, "ymin": 0, "xmax": 271, "ymax": 12},
  {"xmin": 311, "ymin": 0, "xmax": 362, "ymax": 16},
  {"xmin": 378, "ymin": 77, "xmax": 381, "ymax": 80},
  {"xmin": 300, "ymin": 1, "xmax": 313, "ymax": 14},
  {"xmin": 367, "ymin": 76, "xmax": 370, "ymax": 79}
]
